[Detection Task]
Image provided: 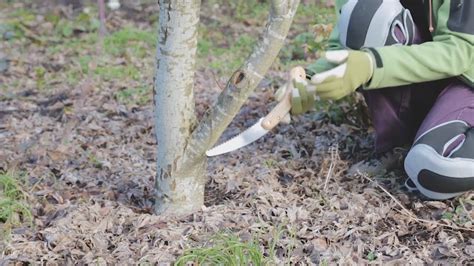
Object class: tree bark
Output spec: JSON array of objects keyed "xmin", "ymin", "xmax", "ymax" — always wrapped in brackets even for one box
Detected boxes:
[
  {"xmin": 154, "ymin": 0, "xmax": 300, "ymax": 217},
  {"xmin": 154, "ymin": 0, "xmax": 202, "ymax": 216}
]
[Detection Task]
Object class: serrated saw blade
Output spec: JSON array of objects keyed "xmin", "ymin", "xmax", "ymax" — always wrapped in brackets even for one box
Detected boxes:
[{"xmin": 205, "ymin": 118, "xmax": 269, "ymax": 157}]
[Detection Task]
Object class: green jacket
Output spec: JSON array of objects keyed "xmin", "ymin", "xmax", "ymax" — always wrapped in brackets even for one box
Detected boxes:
[{"xmin": 307, "ymin": 0, "xmax": 474, "ymax": 89}]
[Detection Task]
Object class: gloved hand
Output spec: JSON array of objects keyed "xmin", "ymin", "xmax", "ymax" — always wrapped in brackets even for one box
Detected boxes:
[
  {"xmin": 275, "ymin": 75, "xmax": 316, "ymax": 116},
  {"xmin": 310, "ymin": 50, "xmax": 374, "ymax": 100}
]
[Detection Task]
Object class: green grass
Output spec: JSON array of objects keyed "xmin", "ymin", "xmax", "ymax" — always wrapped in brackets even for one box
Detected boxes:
[
  {"xmin": 104, "ymin": 27, "xmax": 156, "ymax": 57},
  {"xmin": 3, "ymin": 1, "xmax": 337, "ymax": 105},
  {"xmin": 86, "ymin": 152, "xmax": 103, "ymax": 169},
  {"xmin": 441, "ymin": 198, "xmax": 474, "ymax": 226},
  {"xmin": 115, "ymin": 86, "xmax": 151, "ymax": 106},
  {"xmin": 53, "ymin": 12, "xmax": 100, "ymax": 38},
  {"xmin": 196, "ymin": 24, "xmax": 257, "ymax": 76},
  {"xmin": 94, "ymin": 65, "xmax": 141, "ymax": 81},
  {"xmin": 42, "ymin": 21, "xmax": 154, "ymax": 96},
  {"xmin": 45, "ymin": 33, "xmax": 98, "ymax": 55},
  {"xmin": 196, "ymin": 1, "xmax": 337, "ymax": 76},
  {"xmin": 366, "ymin": 251, "xmax": 377, "ymax": 261},
  {"xmin": 175, "ymin": 225, "xmax": 299, "ymax": 265},
  {"xmin": 0, "ymin": 172, "xmax": 33, "ymax": 239},
  {"xmin": 204, "ymin": 0, "xmax": 269, "ymax": 22},
  {"xmin": 234, "ymin": 2, "xmax": 269, "ymax": 22},
  {"xmin": 175, "ymin": 233, "xmax": 268, "ymax": 266},
  {"xmin": 296, "ymin": 1, "xmax": 335, "ymax": 20},
  {"xmin": 2, "ymin": 8, "xmax": 36, "ymax": 40}
]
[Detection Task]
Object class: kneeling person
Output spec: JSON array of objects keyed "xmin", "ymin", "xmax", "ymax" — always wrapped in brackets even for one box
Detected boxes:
[{"xmin": 296, "ymin": 0, "xmax": 474, "ymax": 199}]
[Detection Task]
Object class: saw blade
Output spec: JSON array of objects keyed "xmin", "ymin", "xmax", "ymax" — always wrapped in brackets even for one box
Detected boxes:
[{"xmin": 206, "ymin": 118, "xmax": 269, "ymax": 157}]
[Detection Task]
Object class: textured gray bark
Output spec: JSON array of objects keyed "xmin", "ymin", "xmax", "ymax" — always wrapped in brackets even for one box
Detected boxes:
[
  {"xmin": 154, "ymin": 0, "xmax": 202, "ymax": 216},
  {"xmin": 154, "ymin": 0, "xmax": 300, "ymax": 217}
]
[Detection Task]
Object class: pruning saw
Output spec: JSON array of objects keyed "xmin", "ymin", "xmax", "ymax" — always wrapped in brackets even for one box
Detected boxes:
[{"xmin": 206, "ymin": 67, "xmax": 307, "ymax": 157}]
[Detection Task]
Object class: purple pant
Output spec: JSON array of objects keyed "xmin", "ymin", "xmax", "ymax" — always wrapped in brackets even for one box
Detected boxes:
[
  {"xmin": 364, "ymin": 79, "xmax": 474, "ymax": 153},
  {"xmin": 363, "ymin": 28, "xmax": 474, "ymax": 153}
]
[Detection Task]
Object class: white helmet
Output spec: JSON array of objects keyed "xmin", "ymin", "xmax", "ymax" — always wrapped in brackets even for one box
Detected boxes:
[{"xmin": 338, "ymin": 0, "xmax": 415, "ymax": 49}]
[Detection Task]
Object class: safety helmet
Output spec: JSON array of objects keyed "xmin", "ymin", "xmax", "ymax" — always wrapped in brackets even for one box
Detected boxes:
[{"xmin": 338, "ymin": 0, "xmax": 415, "ymax": 49}]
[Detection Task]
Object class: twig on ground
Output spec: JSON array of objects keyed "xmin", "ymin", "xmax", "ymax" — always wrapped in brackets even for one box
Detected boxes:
[
  {"xmin": 358, "ymin": 172, "xmax": 474, "ymax": 232},
  {"xmin": 323, "ymin": 144, "xmax": 338, "ymax": 191}
]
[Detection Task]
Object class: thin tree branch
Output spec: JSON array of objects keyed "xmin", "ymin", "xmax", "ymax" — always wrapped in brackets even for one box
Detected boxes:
[{"xmin": 183, "ymin": 0, "xmax": 300, "ymax": 166}]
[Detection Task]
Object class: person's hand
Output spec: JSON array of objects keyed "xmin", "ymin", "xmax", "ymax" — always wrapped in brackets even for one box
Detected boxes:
[
  {"xmin": 274, "ymin": 72, "xmax": 316, "ymax": 117},
  {"xmin": 310, "ymin": 50, "xmax": 373, "ymax": 100}
]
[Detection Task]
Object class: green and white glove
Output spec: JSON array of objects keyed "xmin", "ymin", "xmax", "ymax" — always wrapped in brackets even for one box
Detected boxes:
[
  {"xmin": 275, "ymin": 77, "xmax": 316, "ymax": 116},
  {"xmin": 311, "ymin": 50, "xmax": 374, "ymax": 100}
]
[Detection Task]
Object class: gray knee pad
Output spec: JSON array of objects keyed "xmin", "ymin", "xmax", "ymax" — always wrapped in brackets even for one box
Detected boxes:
[
  {"xmin": 404, "ymin": 120, "xmax": 474, "ymax": 200},
  {"xmin": 339, "ymin": 0, "xmax": 415, "ymax": 49}
]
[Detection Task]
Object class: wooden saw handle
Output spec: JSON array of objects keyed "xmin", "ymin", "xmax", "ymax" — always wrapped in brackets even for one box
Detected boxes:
[{"xmin": 261, "ymin": 67, "xmax": 306, "ymax": 130}]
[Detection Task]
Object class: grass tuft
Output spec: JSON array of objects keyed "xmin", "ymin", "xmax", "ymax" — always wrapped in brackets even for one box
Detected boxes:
[
  {"xmin": 175, "ymin": 233, "xmax": 268, "ymax": 266},
  {"xmin": 104, "ymin": 27, "xmax": 156, "ymax": 57},
  {"xmin": 0, "ymin": 172, "xmax": 33, "ymax": 238}
]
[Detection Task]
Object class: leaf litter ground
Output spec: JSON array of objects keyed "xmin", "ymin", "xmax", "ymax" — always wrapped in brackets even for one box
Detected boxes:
[{"xmin": 0, "ymin": 1, "xmax": 473, "ymax": 264}]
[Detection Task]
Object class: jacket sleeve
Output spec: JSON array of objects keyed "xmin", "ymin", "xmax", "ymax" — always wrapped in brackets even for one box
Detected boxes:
[{"xmin": 365, "ymin": 0, "xmax": 474, "ymax": 89}]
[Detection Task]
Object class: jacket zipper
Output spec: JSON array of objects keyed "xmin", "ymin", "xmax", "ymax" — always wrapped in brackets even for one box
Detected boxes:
[{"xmin": 428, "ymin": 0, "xmax": 434, "ymax": 32}]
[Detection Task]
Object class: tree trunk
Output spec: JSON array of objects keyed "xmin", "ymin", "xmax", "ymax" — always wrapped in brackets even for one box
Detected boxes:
[
  {"xmin": 98, "ymin": 0, "xmax": 108, "ymax": 37},
  {"xmin": 154, "ymin": 0, "xmax": 202, "ymax": 216},
  {"xmin": 154, "ymin": 0, "xmax": 300, "ymax": 217}
]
